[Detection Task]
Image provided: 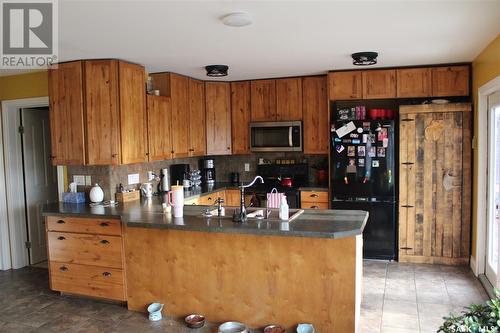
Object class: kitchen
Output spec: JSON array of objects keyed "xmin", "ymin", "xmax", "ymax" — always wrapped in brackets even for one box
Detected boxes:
[{"xmin": 0, "ymin": 1, "xmax": 499, "ymax": 333}]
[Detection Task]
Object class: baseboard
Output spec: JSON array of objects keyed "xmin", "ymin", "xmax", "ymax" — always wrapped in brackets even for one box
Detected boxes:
[
  {"xmin": 470, "ymin": 255, "xmax": 478, "ymax": 275},
  {"xmin": 399, "ymin": 254, "xmax": 469, "ymax": 266}
]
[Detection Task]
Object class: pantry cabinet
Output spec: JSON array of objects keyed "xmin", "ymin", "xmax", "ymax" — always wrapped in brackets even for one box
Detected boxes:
[
  {"xmin": 302, "ymin": 76, "xmax": 329, "ymax": 154},
  {"xmin": 231, "ymin": 81, "xmax": 251, "ymax": 155},
  {"xmin": 205, "ymin": 82, "xmax": 232, "ymax": 155},
  {"xmin": 48, "ymin": 60, "xmax": 147, "ymax": 165},
  {"xmin": 147, "ymin": 95, "xmax": 172, "ymax": 161},
  {"xmin": 327, "ymin": 71, "xmax": 363, "ymax": 101},
  {"xmin": 362, "ymin": 69, "xmax": 396, "ymax": 99},
  {"xmin": 188, "ymin": 78, "xmax": 206, "ymax": 157},
  {"xmin": 48, "ymin": 61, "xmax": 86, "ymax": 165},
  {"xmin": 250, "ymin": 79, "xmax": 276, "ymax": 121},
  {"xmin": 431, "ymin": 66, "xmax": 469, "ymax": 97},
  {"xmin": 276, "ymin": 78, "xmax": 303, "ymax": 121},
  {"xmin": 396, "ymin": 68, "xmax": 432, "ymax": 98}
]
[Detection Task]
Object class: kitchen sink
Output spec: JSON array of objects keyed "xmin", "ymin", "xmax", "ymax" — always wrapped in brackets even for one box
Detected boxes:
[{"xmin": 203, "ymin": 206, "xmax": 304, "ymax": 222}]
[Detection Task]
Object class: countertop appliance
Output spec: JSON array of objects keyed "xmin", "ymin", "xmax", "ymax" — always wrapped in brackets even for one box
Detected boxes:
[
  {"xmin": 330, "ymin": 118, "xmax": 397, "ymax": 260},
  {"xmin": 250, "ymin": 121, "xmax": 302, "ymax": 152},
  {"xmin": 249, "ymin": 163, "xmax": 309, "ymax": 209},
  {"xmin": 170, "ymin": 164, "xmax": 190, "ymax": 187},
  {"xmin": 159, "ymin": 168, "xmax": 170, "ymax": 193},
  {"xmin": 201, "ymin": 158, "xmax": 216, "ymax": 185}
]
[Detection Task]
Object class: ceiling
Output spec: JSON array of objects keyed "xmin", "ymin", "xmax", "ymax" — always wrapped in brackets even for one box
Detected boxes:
[{"xmin": 1, "ymin": 0, "xmax": 499, "ymax": 80}]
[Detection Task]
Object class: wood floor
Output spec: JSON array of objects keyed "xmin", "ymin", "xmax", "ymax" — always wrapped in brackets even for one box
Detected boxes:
[{"xmin": 0, "ymin": 262, "xmax": 489, "ymax": 332}]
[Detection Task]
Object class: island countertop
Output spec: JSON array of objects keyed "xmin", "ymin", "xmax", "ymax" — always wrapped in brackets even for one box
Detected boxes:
[{"xmin": 42, "ymin": 197, "xmax": 368, "ymax": 239}]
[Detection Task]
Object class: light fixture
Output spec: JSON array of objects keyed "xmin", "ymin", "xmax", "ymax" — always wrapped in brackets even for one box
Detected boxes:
[
  {"xmin": 351, "ymin": 52, "xmax": 378, "ymax": 66},
  {"xmin": 221, "ymin": 12, "xmax": 253, "ymax": 27},
  {"xmin": 205, "ymin": 65, "xmax": 229, "ymax": 77}
]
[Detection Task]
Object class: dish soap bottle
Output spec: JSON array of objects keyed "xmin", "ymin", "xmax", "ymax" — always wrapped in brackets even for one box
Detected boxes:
[{"xmin": 279, "ymin": 195, "xmax": 289, "ymax": 221}]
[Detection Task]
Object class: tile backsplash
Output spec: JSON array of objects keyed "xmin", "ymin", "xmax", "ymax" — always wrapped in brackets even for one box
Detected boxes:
[{"xmin": 67, "ymin": 153, "xmax": 327, "ymax": 201}]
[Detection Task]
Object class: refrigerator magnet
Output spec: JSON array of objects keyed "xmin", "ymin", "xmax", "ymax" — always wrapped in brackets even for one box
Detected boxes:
[
  {"xmin": 349, "ymin": 133, "xmax": 359, "ymax": 138},
  {"xmin": 357, "ymin": 146, "xmax": 366, "ymax": 156},
  {"xmin": 331, "ymin": 124, "xmax": 336, "ymax": 132},
  {"xmin": 368, "ymin": 147, "xmax": 376, "ymax": 157},
  {"xmin": 347, "ymin": 146, "xmax": 356, "ymax": 156},
  {"xmin": 372, "ymin": 160, "xmax": 380, "ymax": 167},
  {"xmin": 358, "ymin": 158, "xmax": 365, "ymax": 167},
  {"xmin": 347, "ymin": 159, "xmax": 357, "ymax": 173},
  {"xmin": 377, "ymin": 147, "xmax": 386, "ymax": 157},
  {"xmin": 343, "ymin": 139, "xmax": 351, "ymax": 143},
  {"xmin": 357, "ymin": 127, "xmax": 363, "ymax": 133},
  {"xmin": 362, "ymin": 134, "xmax": 368, "ymax": 143},
  {"xmin": 382, "ymin": 138, "xmax": 389, "ymax": 148},
  {"xmin": 369, "ymin": 134, "xmax": 376, "ymax": 143},
  {"xmin": 334, "ymin": 137, "xmax": 341, "ymax": 142},
  {"xmin": 377, "ymin": 128, "xmax": 388, "ymax": 141},
  {"xmin": 352, "ymin": 139, "xmax": 361, "ymax": 144},
  {"xmin": 336, "ymin": 145, "xmax": 345, "ymax": 153},
  {"xmin": 335, "ymin": 121, "xmax": 356, "ymax": 138},
  {"xmin": 363, "ymin": 122, "xmax": 371, "ymax": 131}
]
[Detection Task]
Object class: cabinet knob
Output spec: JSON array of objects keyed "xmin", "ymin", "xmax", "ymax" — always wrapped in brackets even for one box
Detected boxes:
[
  {"xmin": 56, "ymin": 220, "xmax": 65, "ymax": 224},
  {"xmin": 102, "ymin": 272, "xmax": 112, "ymax": 277},
  {"xmin": 311, "ymin": 205, "xmax": 319, "ymax": 209},
  {"xmin": 57, "ymin": 236, "xmax": 66, "ymax": 240},
  {"xmin": 49, "ymin": 155, "xmax": 56, "ymax": 159},
  {"xmin": 100, "ymin": 222, "xmax": 109, "ymax": 227},
  {"xmin": 100, "ymin": 239, "xmax": 110, "ymax": 245},
  {"xmin": 59, "ymin": 266, "xmax": 68, "ymax": 272},
  {"xmin": 111, "ymin": 154, "xmax": 118, "ymax": 158}
]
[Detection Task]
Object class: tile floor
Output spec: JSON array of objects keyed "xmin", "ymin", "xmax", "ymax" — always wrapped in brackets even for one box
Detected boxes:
[{"xmin": 0, "ymin": 261, "xmax": 490, "ymax": 332}]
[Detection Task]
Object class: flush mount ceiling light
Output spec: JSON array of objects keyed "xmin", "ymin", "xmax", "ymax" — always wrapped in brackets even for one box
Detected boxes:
[
  {"xmin": 221, "ymin": 12, "xmax": 253, "ymax": 27},
  {"xmin": 351, "ymin": 52, "xmax": 378, "ymax": 66},
  {"xmin": 205, "ymin": 65, "xmax": 229, "ymax": 77}
]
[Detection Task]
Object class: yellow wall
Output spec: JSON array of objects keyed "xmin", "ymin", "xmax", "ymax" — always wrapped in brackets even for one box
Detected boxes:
[
  {"xmin": 0, "ymin": 71, "xmax": 48, "ymax": 101},
  {"xmin": 472, "ymin": 34, "xmax": 500, "ymax": 258}
]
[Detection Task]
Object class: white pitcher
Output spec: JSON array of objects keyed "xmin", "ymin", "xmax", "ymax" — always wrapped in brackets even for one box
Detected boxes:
[{"xmin": 168, "ymin": 185, "xmax": 184, "ymax": 217}]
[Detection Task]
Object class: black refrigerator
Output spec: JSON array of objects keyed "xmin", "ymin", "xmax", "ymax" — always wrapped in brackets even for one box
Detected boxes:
[{"xmin": 330, "ymin": 119, "xmax": 397, "ymax": 260}]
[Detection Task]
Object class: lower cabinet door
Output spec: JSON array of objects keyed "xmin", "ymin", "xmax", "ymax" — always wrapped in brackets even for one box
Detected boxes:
[{"xmin": 50, "ymin": 261, "xmax": 125, "ymax": 301}]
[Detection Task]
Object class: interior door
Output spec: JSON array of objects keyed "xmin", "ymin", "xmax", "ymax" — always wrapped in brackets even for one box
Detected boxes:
[
  {"xmin": 486, "ymin": 91, "xmax": 500, "ymax": 287},
  {"xmin": 21, "ymin": 108, "xmax": 58, "ymax": 264}
]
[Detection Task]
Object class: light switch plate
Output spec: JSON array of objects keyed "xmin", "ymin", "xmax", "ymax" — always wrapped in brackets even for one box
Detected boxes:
[
  {"xmin": 85, "ymin": 175, "xmax": 91, "ymax": 186},
  {"xmin": 73, "ymin": 175, "xmax": 85, "ymax": 186},
  {"xmin": 244, "ymin": 163, "xmax": 250, "ymax": 172},
  {"xmin": 128, "ymin": 173, "xmax": 140, "ymax": 185}
]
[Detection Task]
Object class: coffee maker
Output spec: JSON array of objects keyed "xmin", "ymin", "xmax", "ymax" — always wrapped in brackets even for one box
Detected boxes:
[{"xmin": 201, "ymin": 158, "xmax": 216, "ymax": 185}]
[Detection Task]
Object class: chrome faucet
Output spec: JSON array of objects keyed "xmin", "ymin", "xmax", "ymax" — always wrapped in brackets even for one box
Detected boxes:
[{"xmin": 233, "ymin": 176, "xmax": 264, "ymax": 223}]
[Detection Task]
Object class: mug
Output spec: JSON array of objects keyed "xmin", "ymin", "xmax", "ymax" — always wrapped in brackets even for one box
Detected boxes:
[
  {"xmin": 182, "ymin": 179, "xmax": 192, "ymax": 188},
  {"xmin": 140, "ymin": 183, "xmax": 153, "ymax": 198},
  {"xmin": 168, "ymin": 185, "xmax": 184, "ymax": 217}
]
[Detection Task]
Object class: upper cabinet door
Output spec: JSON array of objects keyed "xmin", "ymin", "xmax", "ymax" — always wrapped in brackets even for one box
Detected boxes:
[
  {"xmin": 169, "ymin": 74, "xmax": 190, "ymax": 158},
  {"xmin": 276, "ymin": 78, "xmax": 303, "ymax": 121},
  {"xmin": 397, "ymin": 68, "xmax": 432, "ymax": 98},
  {"xmin": 205, "ymin": 82, "xmax": 232, "ymax": 155},
  {"xmin": 432, "ymin": 66, "xmax": 469, "ymax": 97},
  {"xmin": 231, "ymin": 81, "xmax": 251, "ymax": 155},
  {"xmin": 303, "ymin": 76, "xmax": 328, "ymax": 154},
  {"xmin": 48, "ymin": 61, "xmax": 85, "ymax": 165},
  {"xmin": 188, "ymin": 78, "xmax": 206, "ymax": 157},
  {"xmin": 118, "ymin": 61, "xmax": 148, "ymax": 164},
  {"xmin": 84, "ymin": 60, "xmax": 120, "ymax": 165},
  {"xmin": 362, "ymin": 69, "xmax": 396, "ymax": 99},
  {"xmin": 147, "ymin": 95, "xmax": 172, "ymax": 161},
  {"xmin": 327, "ymin": 71, "xmax": 363, "ymax": 101},
  {"xmin": 250, "ymin": 79, "xmax": 276, "ymax": 121}
]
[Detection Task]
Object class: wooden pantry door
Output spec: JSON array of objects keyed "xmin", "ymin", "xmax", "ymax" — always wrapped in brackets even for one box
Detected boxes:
[{"xmin": 398, "ymin": 104, "xmax": 471, "ymax": 265}]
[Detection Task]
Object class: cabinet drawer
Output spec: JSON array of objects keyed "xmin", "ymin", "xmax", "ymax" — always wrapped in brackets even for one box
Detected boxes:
[
  {"xmin": 300, "ymin": 191, "xmax": 328, "ymax": 203},
  {"xmin": 48, "ymin": 232, "xmax": 123, "ymax": 269},
  {"xmin": 46, "ymin": 216, "xmax": 122, "ymax": 236},
  {"xmin": 301, "ymin": 202, "xmax": 329, "ymax": 210},
  {"xmin": 50, "ymin": 261, "xmax": 125, "ymax": 301}
]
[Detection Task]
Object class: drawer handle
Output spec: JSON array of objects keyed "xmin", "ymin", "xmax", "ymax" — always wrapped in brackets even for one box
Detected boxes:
[
  {"xmin": 100, "ymin": 222, "xmax": 109, "ymax": 227},
  {"xmin": 57, "ymin": 236, "xmax": 66, "ymax": 240},
  {"xmin": 59, "ymin": 266, "xmax": 68, "ymax": 272},
  {"xmin": 57, "ymin": 220, "xmax": 65, "ymax": 224},
  {"xmin": 311, "ymin": 205, "xmax": 319, "ymax": 209},
  {"xmin": 310, "ymin": 194, "xmax": 319, "ymax": 198},
  {"xmin": 102, "ymin": 272, "xmax": 112, "ymax": 277},
  {"xmin": 100, "ymin": 239, "xmax": 110, "ymax": 245},
  {"xmin": 207, "ymin": 197, "xmax": 212, "ymax": 201}
]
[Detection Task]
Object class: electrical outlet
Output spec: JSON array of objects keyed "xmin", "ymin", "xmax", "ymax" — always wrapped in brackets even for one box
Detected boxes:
[
  {"xmin": 244, "ymin": 163, "xmax": 250, "ymax": 172},
  {"xmin": 128, "ymin": 173, "xmax": 140, "ymax": 185},
  {"xmin": 73, "ymin": 175, "xmax": 85, "ymax": 186},
  {"xmin": 85, "ymin": 175, "xmax": 91, "ymax": 186}
]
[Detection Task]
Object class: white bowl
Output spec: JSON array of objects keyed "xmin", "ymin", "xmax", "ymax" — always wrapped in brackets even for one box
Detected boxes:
[
  {"xmin": 218, "ymin": 321, "xmax": 247, "ymax": 333},
  {"xmin": 297, "ymin": 323, "xmax": 315, "ymax": 333}
]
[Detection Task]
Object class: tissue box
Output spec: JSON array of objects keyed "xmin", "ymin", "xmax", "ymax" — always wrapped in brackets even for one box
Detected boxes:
[{"xmin": 61, "ymin": 192, "xmax": 86, "ymax": 204}]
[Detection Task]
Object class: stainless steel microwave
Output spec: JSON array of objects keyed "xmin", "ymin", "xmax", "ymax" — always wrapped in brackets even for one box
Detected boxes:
[{"xmin": 250, "ymin": 121, "xmax": 302, "ymax": 152}]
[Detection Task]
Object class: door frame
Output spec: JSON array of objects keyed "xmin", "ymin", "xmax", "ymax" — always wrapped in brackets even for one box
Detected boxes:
[
  {"xmin": 474, "ymin": 75, "xmax": 500, "ymax": 287},
  {"xmin": 0, "ymin": 97, "xmax": 64, "ymax": 270}
]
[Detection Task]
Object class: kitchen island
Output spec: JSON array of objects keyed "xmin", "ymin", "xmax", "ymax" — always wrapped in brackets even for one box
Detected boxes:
[{"xmin": 43, "ymin": 199, "xmax": 367, "ymax": 332}]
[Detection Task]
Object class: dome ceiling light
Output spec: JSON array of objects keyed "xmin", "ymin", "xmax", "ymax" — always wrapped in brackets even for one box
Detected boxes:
[
  {"xmin": 351, "ymin": 52, "xmax": 378, "ymax": 66},
  {"xmin": 221, "ymin": 12, "xmax": 253, "ymax": 27},
  {"xmin": 205, "ymin": 65, "xmax": 229, "ymax": 77}
]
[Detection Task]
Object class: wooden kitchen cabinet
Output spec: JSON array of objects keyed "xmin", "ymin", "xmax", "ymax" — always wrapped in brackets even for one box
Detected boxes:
[
  {"xmin": 48, "ymin": 61, "xmax": 86, "ymax": 165},
  {"xmin": 250, "ymin": 79, "xmax": 276, "ymax": 121},
  {"xmin": 397, "ymin": 68, "xmax": 432, "ymax": 98},
  {"xmin": 300, "ymin": 190, "xmax": 329, "ymax": 209},
  {"xmin": 432, "ymin": 66, "xmax": 469, "ymax": 97},
  {"xmin": 205, "ymin": 82, "xmax": 232, "ymax": 155},
  {"xmin": 46, "ymin": 216, "xmax": 126, "ymax": 301},
  {"xmin": 188, "ymin": 78, "xmax": 206, "ymax": 157},
  {"xmin": 302, "ymin": 76, "xmax": 329, "ymax": 154},
  {"xmin": 231, "ymin": 81, "xmax": 251, "ymax": 155},
  {"xmin": 398, "ymin": 103, "xmax": 471, "ymax": 265},
  {"xmin": 327, "ymin": 71, "xmax": 363, "ymax": 101},
  {"xmin": 147, "ymin": 95, "xmax": 172, "ymax": 161},
  {"xmin": 118, "ymin": 61, "xmax": 148, "ymax": 164},
  {"xmin": 362, "ymin": 69, "xmax": 396, "ymax": 99},
  {"xmin": 198, "ymin": 190, "xmax": 226, "ymax": 205},
  {"xmin": 276, "ymin": 78, "xmax": 302, "ymax": 121}
]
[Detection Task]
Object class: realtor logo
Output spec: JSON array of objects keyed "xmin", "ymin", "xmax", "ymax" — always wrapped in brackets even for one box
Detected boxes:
[{"xmin": 1, "ymin": 0, "xmax": 58, "ymax": 68}]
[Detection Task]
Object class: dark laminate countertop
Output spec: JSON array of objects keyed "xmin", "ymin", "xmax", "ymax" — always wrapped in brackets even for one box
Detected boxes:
[{"xmin": 42, "ymin": 193, "xmax": 368, "ymax": 239}]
